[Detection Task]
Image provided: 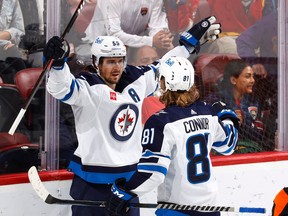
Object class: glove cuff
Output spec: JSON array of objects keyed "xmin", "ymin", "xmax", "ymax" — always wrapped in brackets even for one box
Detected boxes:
[
  {"xmin": 112, "ymin": 178, "xmax": 137, "ymax": 201},
  {"xmin": 218, "ymin": 109, "xmax": 240, "ymax": 130},
  {"xmin": 179, "ymin": 32, "xmax": 200, "ymax": 54},
  {"xmin": 52, "ymin": 57, "xmax": 68, "ymax": 70}
]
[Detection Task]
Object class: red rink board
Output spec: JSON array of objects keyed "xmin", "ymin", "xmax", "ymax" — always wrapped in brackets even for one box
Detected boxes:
[{"xmin": 1, "ymin": 151, "xmax": 288, "ymax": 186}]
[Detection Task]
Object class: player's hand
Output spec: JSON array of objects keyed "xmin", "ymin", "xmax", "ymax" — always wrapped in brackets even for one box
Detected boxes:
[
  {"xmin": 43, "ymin": 36, "xmax": 70, "ymax": 68},
  {"xmin": 211, "ymin": 101, "xmax": 240, "ymax": 130},
  {"xmin": 105, "ymin": 178, "xmax": 137, "ymax": 216},
  {"xmin": 199, "ymin": 16, "xmax": 221, "ymax": 44},
  {"xmin": 179, "ymin": 16, "xmax": 221, "ymax": 54}
]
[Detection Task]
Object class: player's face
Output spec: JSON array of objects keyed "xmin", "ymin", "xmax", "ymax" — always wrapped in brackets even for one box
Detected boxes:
[
  {"xmin": 98, "ymin": 57, "xmax": 125, "ymax": 87},
  {"xmin": 232, "ymin": 66, "xmax": 255, "ymax": 95}
]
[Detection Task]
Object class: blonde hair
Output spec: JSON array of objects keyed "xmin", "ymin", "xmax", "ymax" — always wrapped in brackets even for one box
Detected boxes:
[{"xmin": 159, "ymin": 85, "xmax": 200, "ymax": 107}]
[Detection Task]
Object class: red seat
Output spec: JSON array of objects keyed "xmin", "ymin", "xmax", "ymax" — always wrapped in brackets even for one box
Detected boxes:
[
  {"xmin": 0, "ymin": 84, "xmax": 25, "ymax": 132},
  {"xmin": 0, "ymin": 132, "xmax": 29, "ymax": 145},
  {"xmin": 0, "ymin": 132, "xmax": 37, "ymax": 152},
  {"xmin": 14, "ymin": 68, "xmax": 45, "ymax": 135},
  {"xmin": 14, "ymin": 68, "xmax": 42, "ymax": 100},
  {"xmin": 0, "ymin": 132, "xmax": 39, "ymax": 174}
]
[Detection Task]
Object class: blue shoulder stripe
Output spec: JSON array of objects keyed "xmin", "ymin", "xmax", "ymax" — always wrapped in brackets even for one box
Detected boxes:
[
  {"xmin": 142, "ymin": 150, "xmax": 171, "ymax": 159},
  {"xmin": 137, "ymin": 164, "xmax": 167, "ymax": 176},
  {"xmin": 60, "ymin": 79, "xmax": 79, "ymax": 102}
]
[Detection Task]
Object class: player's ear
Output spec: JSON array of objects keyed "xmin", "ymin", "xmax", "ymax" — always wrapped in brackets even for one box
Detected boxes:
[
  {"xmin": 230, "ymin": 77, "xmax": 237, "ymax": 85},
  {"xmin": 160, "ymin": 78, "xmax": 166, "ymax": 91}
]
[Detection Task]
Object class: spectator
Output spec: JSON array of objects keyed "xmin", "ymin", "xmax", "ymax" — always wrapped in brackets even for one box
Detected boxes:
[
  {"xmin": 128, "ymin": 45, "xmax": 160, "ymax": 66},
  {"xmin": 0, "ymin": 0, "xmax": 27, "ymax": 84},
  {"xmin": 204, "ymin": 58, "xmax": 265, "ymax": 153},
  {"xmin": 202, "ymin": 0, "xmax": 265, "ymax": 55},
  {"xmin": 142, "ymin": 94, "xmax": 165, "ymax": 125},
  {"xmin": 105, "ymin": 56, "xmax": 239, "ymax": 216},
  {"xmin": 18, "ymin": 0, "xmax": 46, "ymax": 67},
  {"xmin": 236, "ymin": 10, "xmax": 277, "ymax": 58},
  {"xmin": 236, "ymin": 8, "xmax": 278, "ymax": 152},
  {"xmin": 44, "ymin": 17, "xmax": 220, "ymax": 216},
  {"xmin": 0, "ymin": 0, "xmax": 25, "ymax": 60},
  {"xmin": 76, "ymin": 0, "xmax": 174, "ymax": 63},
  {"xmin": 164, "ymin": 0, "xmax": 200, "ymax": 35},
  {"xmin": 128, "ymin": 45, "xmax": 165, "ymax": 125},
  {"xmin": 104, "ymin": 0, "xmax": 174, "ymax": 50},
  {"xmin": 251, "ymin": 63, "xmax": 277, "ymax": 151}
]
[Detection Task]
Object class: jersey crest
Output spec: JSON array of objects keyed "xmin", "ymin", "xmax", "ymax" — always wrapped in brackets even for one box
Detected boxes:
[
  {"xmin": 110, "ymin": 104, "xmax": 139, "ymax": 141},
  {"xmin": 140, "ymin": 7, "xmax": 148, "ymax": 16}
]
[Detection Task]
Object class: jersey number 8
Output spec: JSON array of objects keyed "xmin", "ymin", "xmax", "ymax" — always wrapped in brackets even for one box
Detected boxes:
[{"xmin": 187, "ymin": 133, "xmax": 210, "ymax": 184}]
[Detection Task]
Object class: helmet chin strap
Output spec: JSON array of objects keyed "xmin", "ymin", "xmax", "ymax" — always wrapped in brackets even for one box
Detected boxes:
[{"xmin": 92, "ymin": 55, "xmax": 101, "ymax": 74}]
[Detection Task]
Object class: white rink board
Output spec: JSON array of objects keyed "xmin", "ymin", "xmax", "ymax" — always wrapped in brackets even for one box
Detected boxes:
[{"xmin": 1, "ymin": 160, "xmax": 288, "ymax": 215}]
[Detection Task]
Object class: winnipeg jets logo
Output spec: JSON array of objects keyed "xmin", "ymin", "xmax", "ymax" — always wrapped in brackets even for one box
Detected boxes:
[
  {"xmin": 118, "ymin": 105, "xmax": 134, "ymax": 134},
  {"xmin": 110, "ymin": 104, "xmax": 139, "ymax": 141},
  {"xmin": 95, "ymin": 37, "xmax": 104, "ymax": 44},
  {"xmin": 201, "ymin": 21, "xmax": 209, "ymax": 28}
]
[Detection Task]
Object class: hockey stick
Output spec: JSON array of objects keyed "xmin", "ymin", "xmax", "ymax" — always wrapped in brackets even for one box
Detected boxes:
[
  {"xmin": 8, "ymin": 0, "xmax": 86, "ymax": 135},
  {"xmin": 28, "ymin": 166, "xmax": 266, "ymax": 214}
]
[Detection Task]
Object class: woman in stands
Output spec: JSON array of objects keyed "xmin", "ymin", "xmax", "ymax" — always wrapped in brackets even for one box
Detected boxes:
[{"xmin": 204, "ymin": 58, "xmax": 266, "ymax": 153}]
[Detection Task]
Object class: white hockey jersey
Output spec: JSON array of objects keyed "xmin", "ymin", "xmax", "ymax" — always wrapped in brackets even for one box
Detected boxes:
[
  {"xmin": 46, "ymin": 46, "xmax": 189, "ymax": 184},
  {"xmin": 125, "ymin": 101, "xmax": 238, "ymax": 205}
]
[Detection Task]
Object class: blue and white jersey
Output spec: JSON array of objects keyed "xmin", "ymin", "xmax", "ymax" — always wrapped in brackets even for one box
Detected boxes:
[
  {"xmin": 46, "ymin": 45, "xmax": 190, "ymax": 184},
  {"xmin": 125, "ymin": 101, "xmax": 238, "ymax": 205}
]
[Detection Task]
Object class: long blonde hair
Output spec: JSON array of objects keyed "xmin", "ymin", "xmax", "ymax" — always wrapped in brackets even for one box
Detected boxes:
[{"xmin": 159, "ymin": 84, "xmax": 200, "ymax": 107}]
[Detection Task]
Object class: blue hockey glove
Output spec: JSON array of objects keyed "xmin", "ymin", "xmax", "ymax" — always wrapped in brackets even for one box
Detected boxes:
[
  {"xmin": 179, "ymin": 16, "xmax": 221, "ymax": 54},
  {"xmin": 106, "ymin": 178, "xmax": 137, "ymax": 216},
  {"xmin": 43, "ymin": 36, "xmax": 70, "ymax": 69},
  {"xmin": 211, "ymin": 101, "xmax": 240, "ymax": 130}
]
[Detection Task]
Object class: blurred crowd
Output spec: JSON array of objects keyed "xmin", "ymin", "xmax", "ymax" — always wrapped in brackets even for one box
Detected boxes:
[{"xmin": 0, "ymin": 0, "xmax": 279, "ymax": 173}]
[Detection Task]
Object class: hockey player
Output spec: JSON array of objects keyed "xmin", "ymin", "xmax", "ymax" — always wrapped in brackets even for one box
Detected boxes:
[
  {"xmin": 105, "ymin": 57, "xmax": 239, "ymax": 216},
  {"xmin": 44, "ymin": 16, "xmax": 220, "ymax": 216}
]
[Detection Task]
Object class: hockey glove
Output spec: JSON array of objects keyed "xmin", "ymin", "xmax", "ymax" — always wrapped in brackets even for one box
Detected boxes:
[
  {"xmin": 43, "ymin": 36, "xmax": 70, "ymax": 69},
  {"xmin": 272, "ymin": 187, "xmax": 288, "ymax": 216},
  {"xmin": 106, "ymin": 178, "xmax": 137, "ymax": 216},
  {"xmin": 211, "ymin": 101, "xmax": 240, "ymax": 130},
  {"xmin": 179, "ymin": 16, "xmax": 221, "ymax": 54}
]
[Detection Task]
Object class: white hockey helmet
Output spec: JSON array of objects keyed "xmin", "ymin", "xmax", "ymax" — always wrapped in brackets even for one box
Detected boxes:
[
  {"xmin": 91, "ymin": 36, "xmax": 126, "ymax": 66},
  {"xmin": 157, "ymin": 56, "xmax": 194, "ymax": 92}
]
